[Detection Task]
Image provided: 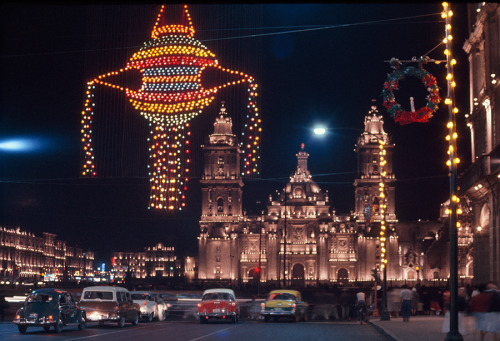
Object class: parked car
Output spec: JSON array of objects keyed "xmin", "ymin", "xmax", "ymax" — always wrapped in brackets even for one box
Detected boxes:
[
  {"xmin": 261, "ymin": 289, "xmax": 308, "ymax": 322},
  {"xmin": 13, "ymin": 288, "xmax": 86, "ymax": 334},
  {"xmin": 130, "ymin": 291, "xmax": 168, "ymax": 322},
  {"xmin": 197, "ymin": 288, "xmax": 239, "ymax": 323},
  {"xmin": 78, "ymin": 286, "xmax": 140, "ymax": 327}
]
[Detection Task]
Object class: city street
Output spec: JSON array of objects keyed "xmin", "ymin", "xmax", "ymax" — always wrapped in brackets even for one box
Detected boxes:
[{"xmin": 0, "ymin": 320, "xmax": 386, "ymax": 341}]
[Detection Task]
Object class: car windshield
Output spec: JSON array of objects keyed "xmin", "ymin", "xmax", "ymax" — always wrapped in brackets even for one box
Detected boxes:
[
  {"xmin": 202, "ymin": 293, "xmax": 233, "ymax": 301},
  {"xmin": 83, "ymin": 291, "xmax": 114, "ymax": 300},
  {"xmin": 269, "ymin": 293, "xmax": 296, "ymax": 301},
  {"xmin": 27, "ymin": 293, "xmax": 54, "ymax": 303},
  {"xmin": 131, "ymin": 294, "xmax": 150, "ymax": 300}
]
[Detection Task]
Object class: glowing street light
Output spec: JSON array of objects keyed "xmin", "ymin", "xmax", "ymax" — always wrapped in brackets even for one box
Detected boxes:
[{"xmin": 313, "ymin": 126, "xmax": 327, "ymax": 135}]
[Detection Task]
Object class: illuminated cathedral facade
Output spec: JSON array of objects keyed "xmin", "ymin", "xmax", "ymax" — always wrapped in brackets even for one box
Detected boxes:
[{"xmin": 197, "ymin": 103, "xmax": 471, "ymax": 286}]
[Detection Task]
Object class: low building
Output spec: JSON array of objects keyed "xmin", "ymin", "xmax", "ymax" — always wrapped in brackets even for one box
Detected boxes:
[
  {"xmin": 112, "ymin": 243, "xmax": 181, "ymax": 280},
  {"xmin": 0, "ymin": 226, "xmax": 94, "ymax": 281}
]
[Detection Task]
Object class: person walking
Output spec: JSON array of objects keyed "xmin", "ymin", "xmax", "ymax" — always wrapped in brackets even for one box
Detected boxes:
[
  {"xmin": 400, "ymin": 285, "xmax": 412, "ymax": 322},
  {"xmin": 485, "ymin": 282, "xmax": 500, "ymax": 341},
  {"xmin": 469, "ymin": 283, "xmax": 494, "ymax": 341},
  {"xmin": 356, "ymin": 290, "xmax": 367, "ymax": 325}
]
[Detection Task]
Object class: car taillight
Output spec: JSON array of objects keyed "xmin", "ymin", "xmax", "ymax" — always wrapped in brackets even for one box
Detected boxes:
[
  {"xmin": 143, "ymin": 301, "xmax": 147, "ymax": 305},
  {"xmin": 261, "ymin": 303, "xmax": 265, "ymax": 308},
  {"xmin": 292, "ymin": 303, "xmax": 296, "ymax": 308},
  {"xmin": 16, "ymin": 315, "xmax": 20, "ymax": 319},
  {"xmin": 48, "ymin": 315, "xmax": 53, "ymax": 321},
  {"xmin": 114, "ymin": 305, "xmax": 119, "ymax": 311},
  {"xmin": 231, "ymin": 302, "xmax": 235, "ymax": 307},
  {"xmin": 197, "ymin": 303, "xmax": 202, "ymax": 308}
]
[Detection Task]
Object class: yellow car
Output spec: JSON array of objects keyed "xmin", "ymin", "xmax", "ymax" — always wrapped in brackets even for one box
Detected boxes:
[{"xmin": 261, "ymin": 289, "xmax": 308, "ymax": 322}]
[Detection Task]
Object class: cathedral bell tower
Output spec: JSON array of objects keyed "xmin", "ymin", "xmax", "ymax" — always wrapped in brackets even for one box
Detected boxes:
[
  {"xmin": 354, "ymin": 103, "xmax": 397, "ymax": 229},
  {"xmin": 198, "ymin": 102, "xmax": 243, "ymax": 280}
]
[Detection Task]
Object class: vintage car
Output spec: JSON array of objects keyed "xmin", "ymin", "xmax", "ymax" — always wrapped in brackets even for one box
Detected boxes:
[
  {"xmin": 78, "ymin": 286, "xmax": 141, "ymax": 327},
  {"xmin": 261, "ymin": 289, "xmax": 308, "ymax": 322},
  {"xmin": 13, "ymin": 288, "xmax": 86, "ymax": 334},
  {"xmin": 130, "ymin": 291, "xmax": 168, "ymax": 322},
  {"xmin": 197, "ymin": 288, "xmax": 239, "ymax": 323}
]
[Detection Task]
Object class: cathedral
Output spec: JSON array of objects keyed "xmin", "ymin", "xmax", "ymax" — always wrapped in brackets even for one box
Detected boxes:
[{"xmin": 197, "ymin": 102, "xmax": 471, "ymax": 287}]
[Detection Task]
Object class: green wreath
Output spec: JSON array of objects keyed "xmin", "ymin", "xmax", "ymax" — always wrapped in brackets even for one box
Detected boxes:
[{"xmin": 381, "ymin": 65, "xmax": 441, "ymax": 125}]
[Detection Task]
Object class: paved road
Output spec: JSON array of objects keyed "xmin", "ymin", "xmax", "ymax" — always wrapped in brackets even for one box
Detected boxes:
[{"xmin": 0, "ymin": 320, "xmax": 388, "ymax": 341}]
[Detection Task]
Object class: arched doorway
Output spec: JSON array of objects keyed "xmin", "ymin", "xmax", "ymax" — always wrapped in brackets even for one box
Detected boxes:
[
  {"xmin": 337, "ymin": 268, "xmax": 349, "ymax": 285},
  {"xmin": 248, "ymin": 268, "xmax": 260, "ymax": 287},
  {"xmin": 291, "ymin": 263, "xmax": 305, "ymax": 287}
]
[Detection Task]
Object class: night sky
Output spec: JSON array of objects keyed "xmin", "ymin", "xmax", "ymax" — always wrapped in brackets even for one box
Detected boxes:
[{"xmin": 0, "ymin": 3, "xmax": 471, "ymax": 265}]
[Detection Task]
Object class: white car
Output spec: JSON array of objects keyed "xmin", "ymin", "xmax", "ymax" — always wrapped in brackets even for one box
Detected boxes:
[{"xmin": 130, "ymin": 291, "xmax": 158, "ymax": 322}]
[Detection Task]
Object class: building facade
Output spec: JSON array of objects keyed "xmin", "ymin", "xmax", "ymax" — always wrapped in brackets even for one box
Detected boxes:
[
  {"xmin": 0, "ymin": 226, "xmax": 94, "ymax": 280},
  {"xmin": 112, "ymin": 243, "xmax": 181, "ymax": 280},
  {"xmin": 461, "ymin": 2, "xmax": 500, "ymax": 285},
  {"xmin": 197, "ymin": 103, "xmax": 462, "ymax": 286}
]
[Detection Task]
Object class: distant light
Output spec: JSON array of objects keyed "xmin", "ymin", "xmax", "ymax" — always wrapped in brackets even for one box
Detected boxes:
[
  {"xmin": 313, "ymin": 127, "xmax": 326, "ymax": 135},
  {"xmin": 0, "ymin": 137, "xmax": 44, "ymax": 152}
]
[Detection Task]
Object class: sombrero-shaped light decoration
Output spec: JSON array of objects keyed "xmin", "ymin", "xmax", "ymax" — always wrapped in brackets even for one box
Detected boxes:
[{"xmin": 81, "ymin": 4, "xmax": 261, "ymax": 210}]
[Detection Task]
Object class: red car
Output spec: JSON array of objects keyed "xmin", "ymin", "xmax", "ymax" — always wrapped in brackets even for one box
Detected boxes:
[{"xmin": 197, "ymin": 288, "xmax": 239, "ymax": 323}]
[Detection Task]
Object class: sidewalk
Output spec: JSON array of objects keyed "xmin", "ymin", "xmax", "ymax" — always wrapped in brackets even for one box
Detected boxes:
[{"xmin": 369, "ymin": 315, "xmax": 497, "ymax": 341}]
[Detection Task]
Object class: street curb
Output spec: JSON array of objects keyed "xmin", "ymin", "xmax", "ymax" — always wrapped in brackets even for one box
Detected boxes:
[{"xmin": 368, "ymin": 321, "xmax": 402, "ymax": 341}]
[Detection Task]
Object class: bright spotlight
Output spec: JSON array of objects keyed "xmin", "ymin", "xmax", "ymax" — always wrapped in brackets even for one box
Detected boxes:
[{"xmin": 313, "ymin": 127, "xmax": 326, "ymax": 135}]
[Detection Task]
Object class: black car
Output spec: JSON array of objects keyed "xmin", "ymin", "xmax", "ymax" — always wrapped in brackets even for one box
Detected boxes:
[{"xmin": 13, "ymin": 288, "xmax": 86, "ymax": 334}]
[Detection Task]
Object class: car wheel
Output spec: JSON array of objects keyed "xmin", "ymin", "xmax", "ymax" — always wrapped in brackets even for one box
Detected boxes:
[
  {"xmin": 162, "ymin": 310, "xmax": 167, "ymax": 321},
  {"xmin": 18, "ymin": 325, "xmax": 28, "ymax": 334},
  {"xmin": 132, "ymin": 313, "xmax": 139, "ymax": 326},
  {"xmin": 98, "ymin": 320, "xmax": 105, "ymax": 327},
  {"xmin": 200, "ymin": 317, "xmax": 206, "ymax": 324},
  {"xmin": 263, "ymin": 316, "xmax": 270, "ymax": 322},
  {"xmin": 43, "ymin": 325, "xmax": 51, "ymax": 332},
  {"xmin": 78, "ymin": 315, "xmax": 86, "ymax": 330},
  {"xmin": 147, "ymin": 313, "xmax": 153, "ymax": 323},
  {"xmin": 55, "ymin": 318, "xmax": 63, "ymax": 333},
  {"xmin": 117, "ymin": 316, "xmax": 125, "ymax": 328}
]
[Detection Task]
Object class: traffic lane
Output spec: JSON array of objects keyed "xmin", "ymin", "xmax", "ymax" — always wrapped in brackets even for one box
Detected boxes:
[{"xmin": 0, "ymin": 320, "xmax": 388, "ymax": 341}]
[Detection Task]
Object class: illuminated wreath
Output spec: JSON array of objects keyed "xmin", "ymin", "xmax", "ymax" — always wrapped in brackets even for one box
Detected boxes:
[{"xmin": 382, "ymin": 65, "xmax": 440, "ymax": 125}]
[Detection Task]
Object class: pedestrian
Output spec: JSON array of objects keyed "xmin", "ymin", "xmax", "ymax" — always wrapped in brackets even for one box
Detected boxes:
[
  {"xmin": 469, "ymin": 283, "xmax": 494, "ymax": 341},
  {"xmin": 411, "ymin": 287, "xmax": 418, "ymax": 316},
  {"xmin": 442, "ymin": 287, "xmax": 473, "ymax": 335},
  {"xmin": 485, "ymin": 282, "xmax": 500, "ymax": 341},
  {"xmin": 356, "ymin": 290, "xmax": 367, "ymax": 325},
  {"xmin": 400, "ymin": 285, "xmax": 412, "ymax": 322}
]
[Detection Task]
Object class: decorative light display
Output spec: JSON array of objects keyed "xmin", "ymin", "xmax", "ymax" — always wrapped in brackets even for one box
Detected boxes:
[
  {"xmin": 81, "ymin": 4, "xmax": 261, "ymax": 210},
  {"xmin": 378, "ymin": 139, "xmax": 388, "ymax": 269},
  {"xmin": 441, "ymin": 2, "xmax": 460, "ymax": 173},
  {"xmin": 382, "ymin": 60, "xmax": 441, "ymax": 125}
]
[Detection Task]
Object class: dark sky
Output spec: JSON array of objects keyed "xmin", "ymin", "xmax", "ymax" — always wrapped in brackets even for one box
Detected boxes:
[{"xmin": 0, "ymin": 3, "xmax": 471, "ymax": 264}]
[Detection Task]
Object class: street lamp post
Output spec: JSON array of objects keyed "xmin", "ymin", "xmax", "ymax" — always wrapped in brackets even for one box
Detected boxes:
[
  {"xmin": 443, "ymin": 3, "xmax": 462, "ymax": 340},
  {"xmin": 378, "ymin": 138, "xmax": 390, "ymax": 321}
]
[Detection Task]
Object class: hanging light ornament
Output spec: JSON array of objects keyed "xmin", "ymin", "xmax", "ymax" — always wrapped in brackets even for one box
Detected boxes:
[{"xmin": 81, "ymin": 4, "xmax": 261, "ymax": 210}]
